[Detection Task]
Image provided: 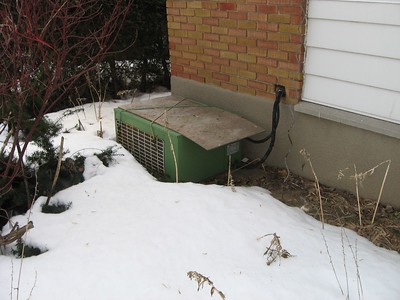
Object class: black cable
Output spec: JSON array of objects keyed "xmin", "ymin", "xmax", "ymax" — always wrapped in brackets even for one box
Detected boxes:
[{"xmin": 246, "ymin": 86, "xmax": 285, "ymax": 168}]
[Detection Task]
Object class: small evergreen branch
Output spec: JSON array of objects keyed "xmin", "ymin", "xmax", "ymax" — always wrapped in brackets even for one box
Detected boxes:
[
  {"xmin": 94, "ymin": 146, "xmax": 122, "ymax": 167},
  {"xmin": 187, "ymin": 271, "xmax": 226, "ymax": 299}
]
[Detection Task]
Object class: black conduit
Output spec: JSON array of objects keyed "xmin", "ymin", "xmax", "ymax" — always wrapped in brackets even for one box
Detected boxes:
[{"xmin": 246, "ymin": 85, "xmax": 286, "ymax": 168}]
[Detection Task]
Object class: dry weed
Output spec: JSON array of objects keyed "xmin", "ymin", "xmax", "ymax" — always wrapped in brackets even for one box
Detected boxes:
[
  {"xmin": 187, "ymin": 271, "xmax": 226, "ymax": 299},
  {"xmin": 257, "ymin": 233, "xmax": 293, "ymax": 265}
]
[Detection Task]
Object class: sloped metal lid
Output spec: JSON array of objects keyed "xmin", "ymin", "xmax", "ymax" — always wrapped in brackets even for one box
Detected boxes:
[{"xmin": 118, "ymin": 95, "xmax": 265, "ymax": 150}]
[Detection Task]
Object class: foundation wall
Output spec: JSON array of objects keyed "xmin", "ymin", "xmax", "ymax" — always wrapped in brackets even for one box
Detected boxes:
[{"xmin": 172, "ymin": 76, "xmax": 400, "ymax": 208}]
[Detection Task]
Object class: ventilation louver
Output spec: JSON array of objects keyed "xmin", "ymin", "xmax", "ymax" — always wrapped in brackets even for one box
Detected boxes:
[{"xmin": 116, "ymin": 120, "xmax": 165, "ymax": 177}]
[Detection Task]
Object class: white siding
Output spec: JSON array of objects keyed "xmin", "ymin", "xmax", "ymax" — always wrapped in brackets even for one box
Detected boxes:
[{"xmin": 303, "ymin": 0, "xmax": 400, "ymax": 124}]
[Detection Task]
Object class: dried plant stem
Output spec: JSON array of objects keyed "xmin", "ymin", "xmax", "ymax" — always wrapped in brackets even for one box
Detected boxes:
[
  {"xmin": 164, "ymin": 111, "xmax": 178, "ymax": 183},
  {"xmin": 371, "ymin": 160, "xmax": 390, "ymax": 225},
  {"xmin": 187, "ymin": 271, "xmax": 226, "ymax": 300},
  {"xmin": 261, "ymin": 232, "xmax": 292, "ymax": 265},
  {"xmin": 348, "ymin": 160, "xmax": 391, "ymax": 226},
  {"xmin": 340, "ymin": 229, "xmax": 350, "ymax": 299},
  {"xmin": 45, "ymin": 136, "xmax": 64, "ymax": 206},
  {"xmin": 227, "ymin": 155, "xmax": 232, "ymax": 186},
  {"xmin": 343, "ymin": 229, "xmax": 364, "ymax": 300},
  {"xmin": 300, "ymin": 149, "xmax": 325, "ymax": 229},
  {"xmin": 322, "ymin": 232, "xmax": 344, "ymax": 296},
  {"xmin": 16, "ymin": 170, "xmax": 39, "ymax": 300},
  {"xmin": 353, "ymin": 164, "xmax": 362, "ymax": 226},
  {"xmin": 86, "ymin": 67, "xmax": 107, "ymax": 137},
  {"xmin": 167, "ymin": 130, "xmax": 178, "ymax": 183},
  {"xmin": 226, "ymin": 155, "xmax": 236, "ymax": 191}
]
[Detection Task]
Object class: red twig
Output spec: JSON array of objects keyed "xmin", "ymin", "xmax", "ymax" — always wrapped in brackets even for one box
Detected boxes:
[{"xmin": 0, "ymin": 0, "xmax": 133, "ymax": 194}]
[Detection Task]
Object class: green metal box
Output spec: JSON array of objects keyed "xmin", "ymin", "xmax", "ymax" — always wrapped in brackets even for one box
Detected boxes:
[{"xmin": 114, "ymin": 107, "xmax": 241, "ymax": 182}]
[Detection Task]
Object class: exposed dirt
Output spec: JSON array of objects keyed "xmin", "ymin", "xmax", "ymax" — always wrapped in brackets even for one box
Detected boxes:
[{"xmin": 206, "ymin": 166, "xmax": 400, "ymax": 254}]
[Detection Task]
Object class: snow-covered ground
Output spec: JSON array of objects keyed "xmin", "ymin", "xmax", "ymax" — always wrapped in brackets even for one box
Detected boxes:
[{"xmin": 1, "ymin": 92, "xmax": 399, "ymax": 300}]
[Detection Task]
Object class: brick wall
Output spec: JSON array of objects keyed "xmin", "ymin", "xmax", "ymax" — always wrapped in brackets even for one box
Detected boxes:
[{"xmin": 166, "ymin": 0, "xmax": 306, "ymax": 104}]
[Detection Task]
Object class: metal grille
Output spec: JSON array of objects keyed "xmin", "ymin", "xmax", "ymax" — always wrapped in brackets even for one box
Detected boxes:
[{"xmin": 116, "ymin": 120, "xmax": 165, "ymax": 176}]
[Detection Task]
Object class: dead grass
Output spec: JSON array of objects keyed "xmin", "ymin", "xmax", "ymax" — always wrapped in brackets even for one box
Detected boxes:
[{"xmin": 206, "ymin": 166, "xmax": 400, "ymax": 253}]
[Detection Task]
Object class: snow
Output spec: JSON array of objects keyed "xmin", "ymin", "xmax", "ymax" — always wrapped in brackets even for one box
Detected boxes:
[{"xmin": 1, "ymin": 92, "xmax": 399, "ymax": 300}]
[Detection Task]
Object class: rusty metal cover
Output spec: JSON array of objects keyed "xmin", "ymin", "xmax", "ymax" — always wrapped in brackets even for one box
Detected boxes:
[{"xmin": 118, "ymin": 95, "xmax": 265, "ymax": 150}]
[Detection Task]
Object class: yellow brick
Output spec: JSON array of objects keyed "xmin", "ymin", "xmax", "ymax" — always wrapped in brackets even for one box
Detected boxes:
[
  {"xmin": 268, "ymin": 14, "xmax": 291, "ymax": 24},
  {"xmin": 280, "ymin": 43, "xmax": 302, "ymax": 53},
  {"xmin": 188, "ymin": 45, "xmax": 204, "ymax": 54},
  {"xmin": 202, "ymin": 2, "xmax": 218, "ymax": 10},
  {"xmin": 237, "ymin": 37, "xmax": 256, "ymax": 47},
  {"xmin": 230, "ymin": 76, "xmax": 248, "ymax": 86},
  {"xmin": 172, "ymin": 1, "xmax": 186, "ymax": 8},
  {"xmin": 212, "ymin": 26, "xmax": 228, "ymax": 35},
  {"xmin": 182, "ymin": 52, "xmax": 197, "ymax": 60},
  {"xmin": 238, "ymin": 53, "xmax": 257, "ymax": 64},
  {"xmin": 268, "ymin": 50, "xmax": 288, "ymax": 60},
  {"xmin": 237, "ymin": 20, "xmax": 257, "ymax": 29},
  {"xmin": 196, "ymin": 24, "xmax": 211, "ymax": 33},
  {"xmin": 198, "ymin": 69, "xmax": 214, "ymax": 78},
  {"xmin": 180, "ymin": 9, "xmax": 195, "ymax": 16},
  {"xmin": 279, "ymin": 24, "xmax": 303, "ymax": 34},
  {"xmin": 238, "ymin": 70, "xmax": 257, "ymax": 80},
  {"xmin": 190, "ymin": 60, "xmax": 204, "ymax": 69},
  {"xmin": 219, "ymin": 19, "xmax": 237, "ymax": 28},
  {"xmin": 195, "ymin": 9, "xmax": 211, "ymax": 17},
  {"xmin": 248, "ymin": 64, "xmax": 268, "ymax": 74},
  {"xmin": 175, "ymin": 30, "xmax": 188, "ymax": 38},
  {"xmin": 230, "ymin": 60, "xmax": 247, "ymax": 69},
  {"xmin": 221, "ymin": 66, "xmax": 238, "ymax": 75},
  {"xmin": 175, "ymin": 44, "xmax": 189, "ymax": 51},
  {"xmin": 268, "ymin": 67, "xmax": 289, "ymax": 78},
  {"xmin": 187, "ymin": 16, "xmax": 202, "ymax": 24},
  {"xmin": 220, "ymin": 35, "xmax": 236, "ymax": 44},
  {"xmin": 197, "ymin": 40, "xmax": 212, "ymax": 48},
  {"xmin": 197, "ymin": 54, "xmax": 213, "ymax": 63},
  {"xmin": 188, "ymin": 31, "xmax": 202, "ymax": 39},
  {"xmin": 268, "ymin": 32, "xmax": 290, "ymax": 42},
  {"xmin": 212, "ymin": 42, "xmax": 229, "ymax": 50},
  {"xmin": 187, "ymin": 1, "xmax": 202, "ymax": 8},
  {"xmin": 247, "ymin": 47, "xmax": 267, "ymax": 57},
  {"xmin": 220, "ymin": 51, "xmax": 237, "ymax": 60}
]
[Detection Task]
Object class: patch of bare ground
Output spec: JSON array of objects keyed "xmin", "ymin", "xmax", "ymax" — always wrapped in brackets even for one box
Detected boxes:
[{"xmin": 206, "ymin": 166, "xmax": 400, "ymax": 253}]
